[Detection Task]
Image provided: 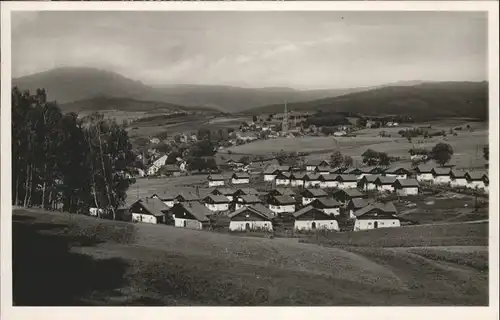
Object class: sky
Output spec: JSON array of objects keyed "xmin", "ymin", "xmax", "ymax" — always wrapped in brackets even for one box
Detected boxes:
[{"xmin": 11, "ymin": 11, "xmax": 487, "ymax": 90}]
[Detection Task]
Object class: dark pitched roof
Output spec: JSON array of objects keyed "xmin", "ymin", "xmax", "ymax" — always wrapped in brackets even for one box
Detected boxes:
[
  {"xmin": 291, "ymin": 172, "xmax": 306, "ymax": 179},
  {"xmin": 176, "ymin": 191, "xmax": 200, "ymax": 201},
  {"xmin": 270, "ymin": 195, "xmax": 296, "ymax": 205},
  {"xmin": 315, "ymin": 166, "xmax": 331, "ymax": 172},
  {"xmin": 271, "ymin": 188, "xmax": 295, "ymax": 196},
  {"xmin": 346, "ymin": 167, "xmax": 363, "ymax": 174},
  {"xmin": 334, "ymin": 188, "xmax": 364, "ymax": 198},
  {"xmin": 450, "ymin": 170, "xmax": 467, "ymax": 179},
  {"xmin": 432, "ymin": 167, "xmax": 451, "ymax": 176},
  {"xmin": 415, "ymin": 165, "xmax": 434, "ymax": 173},
  {"xmin": 238, "ymin": 194, "xmax": 262, "ymax": 204},
  {"xmin": 151, "ymin": 191, "xmax": 176, "ymax": 201},
  {"xmin": 306, "ymin": 159, "xmax": 329, "ymax": 166},
  {"xmin": 330, "ymin": 167, "xmax": 345, "ymax": 174},
  {"xmin": 163, "ymin": 164, "xmax": 180, "ymax": 172},
  {"xmin": 179, "ymin": 202, "xmax": 211, "ymax": 222},
  {"xmin": 361, "ymin": 166, "xmax": 381, "ymax": 174},
  {"xmin": 236, "ymin": 187, "xmax": 259, "ymax": 195},
  {"xmin": 135, "ymin": 198, "xmax": 169, "ymax": 217},
  {"xmin": 348, "ymin": 198, "xmax": 371, "ymax": 209},
  {"xmin": 276, "ymin": 171, "xmax": 292, "ymax": 179},
  {"xmin": 311, "ymin": 198, "xmax": 341, "ymax": 208},
  {"xmin": 277, "ymin": 165, "xmax": 290, "ymax": 172},
  {"xmin": 293, "ymin": 205, "xmax": 327, "ymax": 218},
  {"xmin": 375, "ymin": 176, "xmax": 397, "ymax": 185},
  {"xmin": 394, "ymin": 179, "xmax": 420, "ymax": 188},
  {"xmin": 263, "ymin": 165, "xmax": 279, "ymax": 174},
  {"xmin": 361, "ymin": 174, "xmax": 380, "ymax": 183},
  {"xmin": 203, "ymin": 194, "xmax": 230, "ymax": 204},
  {"xmin": 354, "ymin": 202, "xmax": 397, "ymax": 218},
  {"xmin": 232, "ymin": 172, "xmax": 250, "ymax": 179},
  {"xmin": 319, "ymin": 174, "xmax": 337, "ymax": 181},
  {"xmin": 208, "ymin": 174, "xmax": 225, "ymax": 181},
  {"xmin": 466, "ymin": 171, "xmax": 487, "ymax": 181},
  {"xmin": 336, "ymin": 174, "xmax": 358, "ymax": 182},
  {"xmin": 304, "ymin": 173, "xmax": 321, "ymax": 181},
  {"xmin": 211, "ymin": 187, "xmax": 237, "ymax": 196},
  {"xmin": 228, "ymin": 205, "xmax": 274, "ymax": 220},
  {"xmin": 384, "ymin": 167, "xmax": 411, "ymax": 174},
  {"xmin": 302, "ymin": 188, "xmax": 328, "ymax": 197}
]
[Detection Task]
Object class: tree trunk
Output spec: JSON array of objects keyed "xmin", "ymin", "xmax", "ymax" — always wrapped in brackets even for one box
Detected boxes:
[
  {"xmin": 23, "ymin": 163, "xmax": 30, "ymax": 207},
  {"xmin": 27, "ymin": 164, "xmax": 34, "ymax": 207},
  {"xmin": 48, "ymin": 188, "xmax": 53, "ymax": 211},
  {"xmin": 97, "ymin": 124, "xmax": 116, "ymax": 220},
  {"xmin": 14, "ymin": 173, "xmax": 20, "ymax": 206},
  {"xmin": 86, "ymin": 129, "xmax": 101, "ymax": 210},
  {"xmin": 41, "ymin": 164, "xmax": 48, "ymax": 209}
]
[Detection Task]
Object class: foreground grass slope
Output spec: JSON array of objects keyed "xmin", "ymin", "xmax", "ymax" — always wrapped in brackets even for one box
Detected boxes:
[{"xmin": 12, "ymin": 208, "xmax": 488, "ymax": 306}]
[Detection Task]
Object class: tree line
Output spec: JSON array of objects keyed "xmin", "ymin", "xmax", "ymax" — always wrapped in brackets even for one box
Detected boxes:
[{"xmin": 12, "ymin": 87, "xmax": 136, "ymax": 218}]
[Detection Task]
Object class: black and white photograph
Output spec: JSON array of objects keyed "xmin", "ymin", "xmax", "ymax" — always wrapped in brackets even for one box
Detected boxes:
[{"xmin": 0, "ymin": 1, "xmax": 498, "ymax": 315}]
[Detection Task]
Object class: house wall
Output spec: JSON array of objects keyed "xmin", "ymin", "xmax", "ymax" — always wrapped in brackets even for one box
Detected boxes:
[
  {"xmin": 434, "ymin": 176, "xmax": 451, "ymax": 184},
  {"xmin": 450, "ymin": 178, "xmax": 468, "ymax": 187},
  {"xmin": 338, "ymin": 181, "xmax": 357, "ymax": 189},
  {"xmin": 378, "ymin": 184, "xmax": 395, "ymax": 192},
  {"xmin": 354, "ymin": 219, "xmax": 400, "ymax": 231},
  {"xmin": 269, "ymin": 204, "xmax": 296, "ymax": 214},
  {"xmin": 89, "ymin": 207, "xmax": 104, "ymax": 217},
  {"xmin": 132, "ymin": 213, "xmax": 158, "ymax": 224},
  {"xmin": 209, "ymin": 180, "xmax": 225, "ymax": 187},
  {"xmin": 205, "ymin": 203, "xmax": 229, "ymax": 212},
  {"xmin": 320, "ymin": 181, "xmax": 337, "ymax": 189},
  {"xmin": 264, "ymin": 174, "xmax": 276, "ymax": 181},
  {"xmin": 229, "ymin": 221, "xmax": 273, "ymax": 231},
  {"xmin": 302, "ymin": 197, "xmax": 316, "ymax": 205},
  {"xmin": 294, "ymin": 220, "xmax": 339, "ymax": 231},
  {"xmin": 162, "ymin": 200, "xmax": 175, "ymax": 208},
  {"xmin": 416, "ymin": 173, "xmax": 434, "ymax": 182},
  {"xmin": 317, "ymin": 171, "xmax": 330, "ymax": 176},
  {"xmin": 467, "ymin": 180, "xmax": 486, "ymax": 190},
  {"xmin": 291, "ymin": 179, "xmax": 304, "ymax": 187},
  {"xmin": 232, "ymin": 178, "xmax": 250, "ymax": 184},
  {"xmin": 396, "ymin": 187, "xmax": 419, "ymax": 196},
  {"xmin": 174, "ymin": 217, "xmax": 203, "ymax": 230},
  {"xmin": 386, "ymin": 174, "xmax": 408, "ymax": 180},
  {"xmin": 322, "ymin": 208, "xmax": 340, "ymax": 216},
  {"xmin": 276, "ymin": 179, "xmax": 291, "ymax": 186},
  {"xmin": 306, "ymin": 166, "xmax": 317, "ymax": 172},
  {"xmin": 362, "ymin": 182, "xmax": 377, "ymax": 191}
]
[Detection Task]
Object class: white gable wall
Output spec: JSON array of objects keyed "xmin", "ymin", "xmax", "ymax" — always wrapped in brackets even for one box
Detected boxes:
[
  {"xmin": 132, "ymin": 213, "xmax": 158, "ymax": 224},
  {"xmin": 450, "ymin": 178, "xmax": 468, "ymax": 187},
  {"xmin": 264, "ymin": 174, "xmax": 276, "ymax": 181},
  {"xmin": 338, "ymin": 181, "xmax": 357, "ymax": 189},
  {"xmin": 269, "ymin": 204, "xmax": 296, "ymax": 214},
  {"xmin": 229, "ymin": 221, "xmax": 273, "ymax": 231},
  {"xmin": 322, "ymin": 208, "xmax": 340, "ymax": 216},
  {"xmin": 354, "ymin": 219, "xmax": 400, "ymax": 231},
  {"xmin": 416, "ymin": 173, "xmax": 434, "ymax": 182},
  {"xmin": 276, "ymin": 178, "xmax": 291, "ymax": 186},
  {"xmin": 434, "ymin": 176, "xmax": 451, "ymax": 184},
  {"xmin": 205, "ymin": 203, "xmax": 229, "ymax": 212},
  {"xmin": 294, "ymin": 220, "xmax": 339, "ymax": 231},
  {"xmin": 174, "ymin": 217, "xmax": 203, "ymax": 230},
  {"xmin": 396, "ymin": 187, "xmax": 418, "ymax": 196},
  {"xmin": 209, "ymin": 180, "xmax": 225, "ymax": 187},
  {"xmin": 232, "ymin": 178, "xmax": 250, "ymax": 184}
]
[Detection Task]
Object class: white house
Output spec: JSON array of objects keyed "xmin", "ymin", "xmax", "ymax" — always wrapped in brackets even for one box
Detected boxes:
[
  {"xmin": 346, "ymin": 198, "xmax": 371, "ymax": 219},
  {"xmin": 210, "ymin": 187, "xmax": 236, "ymax": 202},
  {"xmin": 384, "ymin": 167, "xmax": 411, "ymax": 180},
  {"xmin": 393, "ymin": 179, "xmax": 420, "ymax": 196},
  {"xmin": 335, "ymin": 174, "xmax": 358, "ymax": 189},
  {"xmin": 290, "ymin": 172, "xmax": 306, "ymax": 187},
  {"xmin": 151, "ymin": 192, "xmax": 176, "ymax": 208},
  {"xmin": 293, "ymin": 206, "xmax": 339, "ymax": 231},
  {"xmin": 415, "ymin": 165, "xmax": 435, "ymax": 182},
  {"xmin": 228, "ymin": 204, "xmax": 274, "ymax": 231},
  {"xmin": 358, "ymin": 174, "xmax": 380, "ymax": 191},
  {"xmin": 208, "ymin": 174, "xmax": 225, "ymax": 187},
  {"xmin": 304, "ymin": 173, "xmax": 321, "ymax": 188},
  {"xmin": 450, "ymin": 170, "xmax": 468, "ymax": 188},
  {"xmin": 432, "ymin": 168, "xmax": 452, "ymax": 185},
  {"xmin": 310, "ymin": 198, "xmax": 341, "ymax": 216},
  {"xmin": 268, "ymin": 195, "xmax": 296, "ymax": 215},
  {"xmin": 301, "ymin": 188, "xmax": 328, "ymax": 206},
  {"xmin": 129, "ymin": 198, "xmax": 168, "ymax": 224},
  {"xmin": 169, "ymin": 202, "xmax": 210, "ymax": 230},
  {"xmin": 353, "ymin": 202, "xmax": 400, "ymax": 231},
  {"xmin": 305, "ymin": 160, "xmax": 330, "ymax": 172},
  {"xmin": 231, "ymin": 172, "xmax": 250, "ymax": 185},
  {"xmin": 235, "ymin": 194, "xmax": 262, "ymax": 210},
  {"xmin": 263, "ymin": 166, "xmax": 279, "ymax": 181},
  {"xmin": 147, "ymin": 154, "xmax": 168, "ymax": 176},
  {"xmin": 374, "ymin": 176, "xmax": 397, "ymax": 192},
  {"xmin": 275, "ymin": 172, "xmax": 292, "ymax": 186},
  {"xmin": 333, "ymin": 131, "xmax": 347, "ymax": 137},
  {"xmin": 319, "ymin": 174, "xmax": 338, "ymax": 189},
  {"xmin": 465, "ymin": 172, "xmax": 488, "ymax": 190},
  {"xmin": 203, "ymin": 195, "xmax": 230, "ymax": 212},
  {"xmin": 89, "ymin": 207, "xmax": 104, "ymax": 217}
]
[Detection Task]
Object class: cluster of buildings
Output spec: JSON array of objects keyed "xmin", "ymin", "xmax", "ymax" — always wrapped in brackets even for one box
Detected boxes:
[{"xmin": 121, "ymin": 184, "xmax": 401, "ymax": 234}]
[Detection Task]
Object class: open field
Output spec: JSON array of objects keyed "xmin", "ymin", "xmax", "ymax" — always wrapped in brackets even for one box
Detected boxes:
[
  {"xmin": 13, "ymin": 208, "xmax": 488, "ymax": 306},
  {"xmin": 220, "ymin": 120, "xmax": 488, "ymax": 169}
]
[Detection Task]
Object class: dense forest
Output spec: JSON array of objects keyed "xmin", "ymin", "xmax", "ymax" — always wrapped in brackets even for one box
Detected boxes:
[{"xmin": 11, "ymin": 87, "xmax": 136, "ymax": 218}]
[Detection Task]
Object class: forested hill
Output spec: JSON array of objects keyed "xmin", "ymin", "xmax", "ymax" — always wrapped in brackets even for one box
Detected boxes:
[{"xmin": 249, "ymin": 81, "xmax": 489, "ymax": 121}]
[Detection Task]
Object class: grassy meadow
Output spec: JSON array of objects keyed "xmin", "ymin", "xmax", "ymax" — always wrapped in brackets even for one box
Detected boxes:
[{"xmin": 12, "ymin": 208, "xmax": 488, "ymax": 306}]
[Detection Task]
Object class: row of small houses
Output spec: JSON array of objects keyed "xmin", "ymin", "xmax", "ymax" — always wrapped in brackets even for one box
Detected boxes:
[
  {"xmin": 208, "ymin": 163, "xmax": 488, "ymax": 192},
  {"xmin": 117, "ymin": 187, "xmax": 400, "ymax": 233}
]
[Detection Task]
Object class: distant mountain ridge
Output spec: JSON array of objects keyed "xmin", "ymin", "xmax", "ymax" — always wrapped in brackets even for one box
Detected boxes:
[
  {"xmin": 249, "ymin": 81, "xmax": 488, "ymax": 121},
  {"xmin": 12, "ymin": 67, "xmax": 370, "ymax": 113}
]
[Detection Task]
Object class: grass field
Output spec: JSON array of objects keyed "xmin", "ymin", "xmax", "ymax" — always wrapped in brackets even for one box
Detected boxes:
[
  {"xmin": 12, "ymin": 208, "xmax": 488, "ymax": 306},
  {"xmin": 221, "ymin": 121, "xmax": 487, "ymax": 169}
]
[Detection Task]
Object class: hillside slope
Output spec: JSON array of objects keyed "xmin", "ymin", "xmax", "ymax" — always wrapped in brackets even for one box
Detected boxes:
[
  {"xmin": 59, "ymin": 96, "xmax": 217, "ymax": 114},
  {"xmin": 250, "ymin": 81, "xmax": 489, "ymax": 121},
  {"xmin": 13, "ymin": 67, "xmax": 369, "ymax": 113}
]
